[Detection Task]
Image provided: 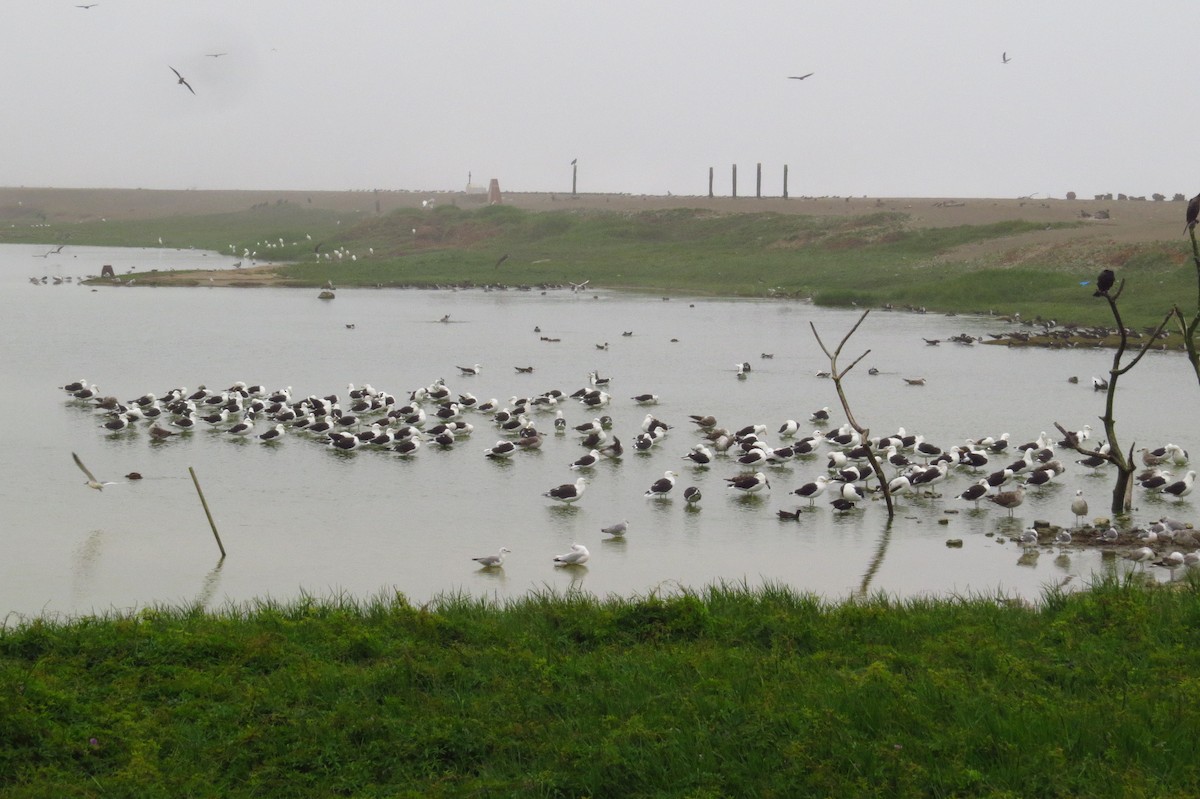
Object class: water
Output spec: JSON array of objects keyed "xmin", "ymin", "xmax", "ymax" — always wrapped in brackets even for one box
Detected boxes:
[{"xmin": 4, "ymin": 244, "xmax": 1195, "ymax": 620}]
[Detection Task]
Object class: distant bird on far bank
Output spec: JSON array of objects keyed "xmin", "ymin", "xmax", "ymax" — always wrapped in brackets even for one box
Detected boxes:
[
  {"xmin": 1093, "ymin": 269, "xmax": 1114, "ymax": 297},
  {"xmin": 169, "ymin": 66, "xmax": 195, "ymax": 95},
  {"xmin": 1186, "ymin": 193, "xmax": 1200, "ymax": 235}
]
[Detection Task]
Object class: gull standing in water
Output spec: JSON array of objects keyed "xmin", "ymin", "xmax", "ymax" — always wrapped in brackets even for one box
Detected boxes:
[
  {"xmin": 72, "ymin": 452, "xmax": 117, "ymax": 491},
  {"xmin": 601, "ymin": 520, "xmax": 628, "ymax": 537},
  {"xmin": 472, "ymin": 547, "xmax": 511, "ymax": 568}
]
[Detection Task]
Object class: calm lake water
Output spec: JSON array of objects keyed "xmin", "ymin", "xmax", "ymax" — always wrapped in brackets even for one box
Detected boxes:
[{"xmin": 3, "ymin": 243, "xmax": 1196, "ymax": 621}]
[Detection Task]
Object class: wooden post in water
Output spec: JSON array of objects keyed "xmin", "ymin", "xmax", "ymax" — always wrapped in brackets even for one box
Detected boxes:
[
  {"xmin": 756, "ymin": 163, "xmax": 762, "ymax": 198},
  {"xmin": 708, "ymin": 167, "xmax": 714, "ymax": 198},
  {"xmin": 732, "ymin": 164, "xmax": 738, "ymax": 198},
  {"xmin": 783, "ymin": 165, "xmax": 789, "ymax": 199},
  {"xmin": 189, "ymin": 467, "xmax": 226, "ymax": 558}
]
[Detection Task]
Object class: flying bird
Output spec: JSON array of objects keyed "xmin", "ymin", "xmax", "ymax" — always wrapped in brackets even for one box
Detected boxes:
[
  {"xmin": 1092, "ymin": 269, "xmax": 1114, "ymax": 297},
  {"xmin": 205, "ymin": 52, "xmax": 229, "ymax": 58},
  {"xmin": 72, "ymin": 452, "xmax": 116, "ymax": 491},
  {"xmin": 169, "ymin": 66, "xmax": 195, "ymax": 95},
  {"xmin": 1002, "ymin": 52, "xmax": 1011, "ymax": 63},
  {"xmin": 76, "ymin": 3, "xmax": 98, "ymax": 8},
  {"xmin": 788, "ymin": 73, "xmax": 814, "ymax": 80},
  {"xmin": 494, "ymin": 253, "xmax": 509, "ymax": 269},
  {"xmin": 1185, "ymin": 193, "xmax": 1200, "ymax": 234}
]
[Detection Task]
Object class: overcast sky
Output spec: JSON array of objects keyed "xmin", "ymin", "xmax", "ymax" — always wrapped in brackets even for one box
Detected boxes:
[{"xmin": 2, "ymin": 2, "xmax": 1192, "ymax": 199}]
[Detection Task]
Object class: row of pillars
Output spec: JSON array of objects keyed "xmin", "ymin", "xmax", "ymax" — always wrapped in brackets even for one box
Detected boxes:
[{"xmin": 708, "ymin": 164, "xmax": 789, "ymax": 199}]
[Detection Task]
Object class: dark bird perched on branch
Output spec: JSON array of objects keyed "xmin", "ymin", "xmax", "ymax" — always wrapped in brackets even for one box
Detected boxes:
[
  {"xmin": 1185, "ymin": 193, "xmax": 1200, "ymax": 235},
  {"xmin": 1092, "ymin": 269, "xmax": 1114, "ymax": 297}
]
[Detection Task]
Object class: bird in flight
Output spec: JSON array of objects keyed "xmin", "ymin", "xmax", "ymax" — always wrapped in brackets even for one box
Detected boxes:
[
  {"xmin": 1002, "ymin": 52, "xmax": 1011, "ymax": 63},
  {"xmin": 169, "ymin": 66, "xmax": 195, "ymax": 95},
  {"xmin": 205, "ymin": 52, "xmax": 228, "ymax": 58},
  {"xmin": 788, "ymin": 73, "xmax": 814, "ymax": 80},
  {"xmin": 76, "ymin": 3, "xmax": 98, "ymax": 8},
  {"xmin": 1185, "ymin": 193, "xmax": 1200, "ymax": 235},
  {"xmin": 73, "ymin": 452, "xmax": 116, "ymax": 491}
]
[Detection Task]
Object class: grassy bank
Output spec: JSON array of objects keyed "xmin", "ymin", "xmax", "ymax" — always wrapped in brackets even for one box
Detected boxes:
[
  {"xmin": 4, "ymin": 578, "xmax": 1200, "ymax": 797},
  {"xmin": 7, "ymin": 199, "xmax": 1196, "ymax": 329}
]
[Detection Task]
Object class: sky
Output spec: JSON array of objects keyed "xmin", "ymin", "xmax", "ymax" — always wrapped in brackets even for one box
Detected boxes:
[{"xmin": 2, "ymin": 1, "xmax": 1193, "ymax": 199}]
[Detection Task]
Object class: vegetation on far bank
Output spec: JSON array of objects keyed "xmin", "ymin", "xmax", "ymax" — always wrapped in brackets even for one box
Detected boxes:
[
  {"xmin": 6, "ymin": 200, "xmax": 1194, "ymax": 330},
  {"xmin": 3, "ymin": 578, "xmax": 1200, "ymax": 797}
]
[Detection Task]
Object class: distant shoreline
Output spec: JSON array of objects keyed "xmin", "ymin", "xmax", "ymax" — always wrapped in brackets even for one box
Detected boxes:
[{"xmin": 0, "ymin": 185, "xmax": 1186, "ymax": 245}]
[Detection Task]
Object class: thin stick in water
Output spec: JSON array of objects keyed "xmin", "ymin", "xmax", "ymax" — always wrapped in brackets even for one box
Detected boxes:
[{"xmin": 189, "ymin": 466, "xmax": 226, "ymax": 558}]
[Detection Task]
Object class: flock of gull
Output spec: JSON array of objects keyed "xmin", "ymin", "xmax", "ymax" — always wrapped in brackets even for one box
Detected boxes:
[{"xmin": 62, "ymin": 359, "xmax": 1198, "ymax": 572}]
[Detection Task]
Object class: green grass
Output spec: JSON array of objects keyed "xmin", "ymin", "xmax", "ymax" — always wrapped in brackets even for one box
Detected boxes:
[
  {"xmin": 8, "ymin": 200, "xmax": 1198, "ymax": 329},
  {"xmin": 4, "ymin": 577, "xmax": 1200, "ymax": 797}
]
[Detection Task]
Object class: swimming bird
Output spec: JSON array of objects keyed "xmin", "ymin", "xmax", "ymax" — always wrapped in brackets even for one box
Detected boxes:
[
  {"xmin": 645, "ymin": 470, "xmax": 678, "ymax": 498},
  {"xmin": 903, "ymin": 377, "xmax": 927, "ymax": 386},
  {"xmin": 456, "ymin": 364, "xmax": 481, "ymax": 376},
  {"xmin": 72, "ymin": 452, "xmax": 116, "ymax": 491},
  {"xmin": 553, "ymin": 543, "xmax": 590, "ymax": 565},
  {"xmin": 473, "ymin": 547, "xmax": 511, "ymax": 567},
  {"xmin": 258, "ymin": 424, "xmax": 285, "ymax": 443},
  {"xmin": 601, "ymin": 520, "xmax": 628, "ymax": 537},
  {"xmin": 1093, "ymin": 269, "xmax": 1114, "ymax": 297},
  {"xmin": 1071, "ymin": 490, "xmax": 1089, "ymax": 527},
  {"xmin": 545, "ymin": 477, "xmax": 587, "ymax": 503},
  {"xmin": 169, "ymin": 66, "xmax": 195, "ymax": 95},
  {"xmin": 1092, "ymin": 376, "xmax": 1109, "ymax": 391},
  {"xmin": 631, "ymin": 393, "xmax": 659, "ymax": 405}
]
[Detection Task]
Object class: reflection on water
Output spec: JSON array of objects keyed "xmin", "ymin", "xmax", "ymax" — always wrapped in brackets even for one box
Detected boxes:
[
  {"xmin": 195, "ymin": 558, "xmax": 226, "ymax": 608},
  {"xmin": 2, "ymin": 243, "xmax": 1198, "ymax": 619}
]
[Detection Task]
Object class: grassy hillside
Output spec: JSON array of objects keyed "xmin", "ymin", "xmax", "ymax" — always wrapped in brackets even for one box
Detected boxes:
[
  {"xmin": 4, "ymin": 579, "xmax": 1200, "ymax": 797},
  {"xmin": 7, "ymin": 199, "xmax": 1196, "ymax": 329}
]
